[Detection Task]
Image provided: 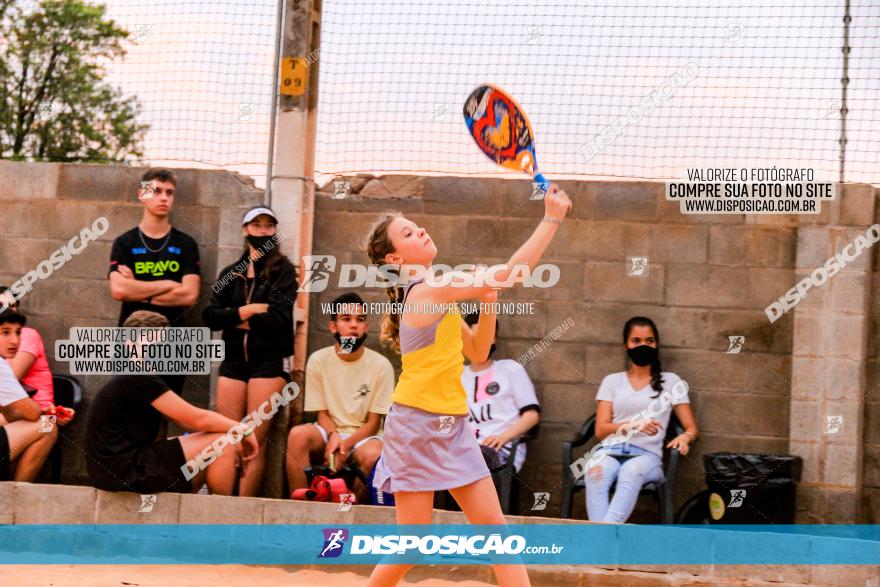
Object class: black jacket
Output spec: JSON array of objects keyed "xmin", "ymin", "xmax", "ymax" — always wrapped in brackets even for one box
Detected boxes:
[{"xmin": 202, "ymin": 250, "xmax": 297, "ymax": 363}]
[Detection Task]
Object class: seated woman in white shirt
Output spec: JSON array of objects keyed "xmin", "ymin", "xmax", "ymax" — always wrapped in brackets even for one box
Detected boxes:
[{"xmin": 585, "ymin": 316, "xmax": 699, "ymax": 523}]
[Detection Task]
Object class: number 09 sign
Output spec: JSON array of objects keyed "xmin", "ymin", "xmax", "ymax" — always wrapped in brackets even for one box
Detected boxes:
[{"xmin": 281, "ymin": 57, "xmax": 308, "ymax": 97}]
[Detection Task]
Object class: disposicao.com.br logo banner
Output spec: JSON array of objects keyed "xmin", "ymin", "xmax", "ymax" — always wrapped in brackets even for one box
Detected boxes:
[
  {"xmin": 1, "ymin": 524, "xmax": 877, "ymax": 566},
  {"xmin": 317, "ymin": 526, "xmax": 563, "ymax": 562}
]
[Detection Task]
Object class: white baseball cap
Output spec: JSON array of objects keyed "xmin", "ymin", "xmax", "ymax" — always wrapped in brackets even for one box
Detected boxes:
[{"xmin": 242, "ymin": 206, "xmax": 278, "ymax": 225}]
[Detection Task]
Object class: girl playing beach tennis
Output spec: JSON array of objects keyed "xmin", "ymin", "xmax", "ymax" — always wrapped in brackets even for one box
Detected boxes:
[{"xmin": 364, "ymin": 184, "xmax": 571, "ymax": 587}]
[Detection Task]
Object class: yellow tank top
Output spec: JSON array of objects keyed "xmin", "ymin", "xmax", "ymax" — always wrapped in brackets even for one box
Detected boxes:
[{"xmin": 392, "ymin": 285, "xmax": 467, "ymax": 415}]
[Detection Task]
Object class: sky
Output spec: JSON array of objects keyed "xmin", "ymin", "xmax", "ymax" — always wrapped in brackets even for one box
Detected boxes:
[{"xmin": 99, "ymin": 0, "xmax": 878, "ymax": 187}]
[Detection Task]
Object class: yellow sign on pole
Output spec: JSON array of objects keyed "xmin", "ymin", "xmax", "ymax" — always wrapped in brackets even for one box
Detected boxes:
[{"xmin": 281, "ymin": 57, "xmax": 308, "ymax": 96}]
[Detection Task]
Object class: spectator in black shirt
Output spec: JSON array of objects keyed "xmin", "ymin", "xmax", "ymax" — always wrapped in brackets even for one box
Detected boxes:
[
  {"xmin": 85, "ymin": 311, "xmax": 258, "ymax": 495},
  {"xmin": 108, "ymin": 168, "xmax": 201, "ymax": 393}
]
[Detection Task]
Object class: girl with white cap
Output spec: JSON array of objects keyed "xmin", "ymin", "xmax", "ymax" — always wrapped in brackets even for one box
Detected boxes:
[{"xmin": 203, "ymin": 205, "xmax": 297, "ymax": 496}]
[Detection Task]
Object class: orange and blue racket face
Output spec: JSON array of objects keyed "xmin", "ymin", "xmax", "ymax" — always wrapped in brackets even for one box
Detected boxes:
[{"xmin": 463, "ymin": 85, "xmax": 543, "ymax": 181}]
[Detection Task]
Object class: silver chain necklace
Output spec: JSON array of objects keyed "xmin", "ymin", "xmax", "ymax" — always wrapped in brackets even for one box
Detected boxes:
[{"xmin": 138, "ymin": 227, "xmax": 173, "ymax": 253}]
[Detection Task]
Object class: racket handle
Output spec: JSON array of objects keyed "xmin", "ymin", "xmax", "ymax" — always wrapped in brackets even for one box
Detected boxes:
[{"xmin": 533, "ymin": 173, "xmax": 550, "ymax": 192}]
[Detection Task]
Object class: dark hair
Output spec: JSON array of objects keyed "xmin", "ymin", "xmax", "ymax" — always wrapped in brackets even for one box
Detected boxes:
[
  {"xmin": 330, "ymin": 293, "xmax": 367, "ymax": 321},
  {"xmin": 141, "ymin": 167, "xmax": 177, "ymax": 186},
  {"xmin": 0, "ymin": 309, "xmax": 26, "ymax": 327},
  {"xmin": 464, "ymin": 310, "xmax": 499, "ymax": 358},
  {"xmin": 365, "ymin": 214, "xmax": 403, "ymax": 353},
  {"xmin": 623, "ymin": 316, "xmax": 663, "ymax": 397}
]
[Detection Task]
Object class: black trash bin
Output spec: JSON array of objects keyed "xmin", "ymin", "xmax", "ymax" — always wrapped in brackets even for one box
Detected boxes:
[{"xmin": 703, "ymin": 452, "xmax": 803, "ymax": 524}]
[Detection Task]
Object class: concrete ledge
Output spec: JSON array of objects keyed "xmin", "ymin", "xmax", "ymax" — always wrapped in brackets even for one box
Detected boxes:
[
  {"xmin": 95, "ymin": 489, "xmax": 181, "ymax": 524},
  {"xmin": 11, "ymin": 482, "xmax": 97, "ymax": 523},
  {"xmin": 1, "ymin": 482, "xmax": 877, "ymax": 586},
  {"xmin": 0, "ymin": 481, "xmax": 12, "ymax": 524}
]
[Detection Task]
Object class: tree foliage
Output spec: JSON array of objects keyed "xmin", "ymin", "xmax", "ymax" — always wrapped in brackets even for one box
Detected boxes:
[{"xmin": 0, "ymin": 0, "xmax": 148, "ymax": 162}]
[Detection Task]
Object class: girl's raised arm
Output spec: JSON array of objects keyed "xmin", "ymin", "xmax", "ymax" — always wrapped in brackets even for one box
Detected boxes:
[
  {"xmin": 418, "ymin": 184, "xmax": 572, "ymax": 305},
  {"xmin": 460, "ymin": 290, "xmax": 498, "ymax": 363}
]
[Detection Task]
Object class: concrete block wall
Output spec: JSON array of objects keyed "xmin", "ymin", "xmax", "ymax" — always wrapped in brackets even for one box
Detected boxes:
[
  {"xmin": 0, "ymin": 161, "xmax": 266, "ymax": 486},
  {"xmin": 787, "ymin": 185, "xmax": 876, "ymax": 524},
  {"xmin": 2, "ymin": 161, "xmax": 876, "ymax": 521},
  {"xmin": 309, "ymin": 175, "xmax": 878, "ymax": 523}
]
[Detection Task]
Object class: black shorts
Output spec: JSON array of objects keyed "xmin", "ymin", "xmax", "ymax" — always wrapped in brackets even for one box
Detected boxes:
[
  {"xmin": 219, "ymin": 358, "xmax": 290, "ymax": 383},
  {"xmin": 89, "ymin": 438, "xmax": 191, "ymax": 494},
  {"xmin": 0, "ymin": 427, "xmax": 10, "ymax": 481}
]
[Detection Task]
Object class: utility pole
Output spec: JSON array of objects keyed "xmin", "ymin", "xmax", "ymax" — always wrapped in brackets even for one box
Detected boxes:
[
  {"xmin": 263, "ymin": 0, "xmax": 320, "ymax": 497},
  {"xmin": 272, "ymin": 0, "xmax": 320, "ymax": 377}
]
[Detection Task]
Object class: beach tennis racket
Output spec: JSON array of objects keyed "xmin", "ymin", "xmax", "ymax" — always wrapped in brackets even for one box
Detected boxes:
[{"xmin": 463, "ymin": 84, "xmax": 549, "ymax": 191}]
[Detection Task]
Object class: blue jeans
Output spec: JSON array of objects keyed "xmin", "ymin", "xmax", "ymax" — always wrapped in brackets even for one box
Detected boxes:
[{"xmin": 585, "ymin": 443, "xmax": 664, "ymax": 523}]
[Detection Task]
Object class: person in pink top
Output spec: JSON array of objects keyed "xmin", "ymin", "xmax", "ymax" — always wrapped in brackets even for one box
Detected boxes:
[{"xmin": 16, "ymin": 326, "xmax": 54, "ymax": 407}]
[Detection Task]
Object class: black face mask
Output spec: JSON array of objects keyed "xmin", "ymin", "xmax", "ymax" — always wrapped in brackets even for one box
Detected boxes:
[
  {"xmin": 246, "ymin": 234, "xmax": 275, "ymax": 252},
  {"xmin": 334, "ymin": 332, "xmax": 367, "ymax": 354},
  {"xmin": 627, "ymin": 344, "xmax": 657, "ymax": 367}
]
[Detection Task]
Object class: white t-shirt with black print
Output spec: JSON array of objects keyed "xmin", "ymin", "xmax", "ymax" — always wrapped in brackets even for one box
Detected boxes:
[
  {"xmin": 461, "ymin": 359, "xmax": 540, "ymax": 472},
  {"xmin": 595, "ymin": 371, "xmax": 689, "ymax": 458}
]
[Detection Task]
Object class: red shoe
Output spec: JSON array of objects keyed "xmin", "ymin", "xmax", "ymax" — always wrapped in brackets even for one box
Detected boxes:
[
  {"xmin": 291, "ymin": 475, "xmax": 356, "ymax": 503},
  {"xmin": 291, "ymin": 476, "xmax": 333, "ymax": 501},
  {"xmin": 327, "ymin": 477, "xmax": 355, "ymax": 503}
]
